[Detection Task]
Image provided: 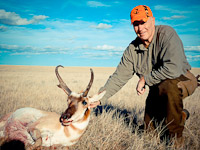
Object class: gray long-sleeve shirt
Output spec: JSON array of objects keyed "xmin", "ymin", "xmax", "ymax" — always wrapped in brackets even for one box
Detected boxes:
[{"xmin": 100, "ymin": 25, "xmax": 191, "ymax": 101}]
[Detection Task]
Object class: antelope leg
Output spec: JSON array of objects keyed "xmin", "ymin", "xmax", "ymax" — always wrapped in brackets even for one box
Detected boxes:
[{"xmin": 26, "ymin": 129, "xmax": 42, "ymax": 150}]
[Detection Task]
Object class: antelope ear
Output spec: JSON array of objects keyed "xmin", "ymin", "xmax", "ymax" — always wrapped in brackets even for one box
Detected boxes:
[{"xmin": 88, "ymin": 91, "xmax": 106, "ymax": 103}]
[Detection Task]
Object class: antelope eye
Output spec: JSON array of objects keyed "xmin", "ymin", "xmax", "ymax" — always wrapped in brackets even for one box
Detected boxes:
[{"xmin": 82, "ymin": 100, "xmax": 87, "ymax": 106}]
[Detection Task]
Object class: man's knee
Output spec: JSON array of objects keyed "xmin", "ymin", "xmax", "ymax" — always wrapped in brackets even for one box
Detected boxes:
[{"xmin": 158, "ymin": 79, "xmax": 180, "ymax": 96}]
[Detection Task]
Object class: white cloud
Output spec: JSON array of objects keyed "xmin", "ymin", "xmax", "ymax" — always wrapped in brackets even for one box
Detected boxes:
[
  {"xmin": 81, "ymin": 51, "xmax": 122, "ymax": 59},
  {"xmin": 95, "ymin": 45, "xmax": 115, "ymax": 50},
  {"xmin": 154, "ymin": 5, "xmax": 191, "ymax": 14},
  {"xmin": 81, "ymin": 52, "xmax": 110, "ymax": 59},
  {"xmin": 173, "ymin": 21, "xmax": 196, "ymax": 27},
  {"xmin": 154, "ymin": 5, "xmax": 169, "ymax": 11},
  {"xmin": 184, "ymin": 46, "xmax": 200, "ymax": 51},
  {"xmin": 91, "ymin": 23, "xmax": 112, "ymax": 29},
  {"xmin": 0, "ymin": 25, "xmax": 7, "ymax": 31},
  {"xmin": 94, "ymin": 45, "xmax": 124, "ymax": 51},
  {"xmin": 113, "ymin": 1, "xmax": 120, "ymax": 4},
  {"xmin": 87, "ymin": 1, "xmax": 110, "ymax": 7},
  {"xmin": 0, "ymin": 44, "xmax": 70, "ymax": 55},
  {"xmin": 81, "ymin": 44, "xmax": 124, "ymax": 51},
  {"xmin": 162, "ymin": 15, "xmax": 186, "ymax": 20},
  {"xmin": 0, "ymin": 18, "xmax": 133, "ymax": 58},
  {"xmin": 0, "ymin": 43, "xmax": 125, "ymax": 60},
  {"xmin": 0, "ymin": 42, "xmax": 124, "ymax": 56},
  {"xmin": 32, "ymin": 15, "xmax": 49, "ymax": 23},
  {"xmin": 0, "ymin": 9, "xmax": 49, "ymax": 25},
  {"xmin": 187, "ymin": 55, "xmax": 200, "ymax": 62}
]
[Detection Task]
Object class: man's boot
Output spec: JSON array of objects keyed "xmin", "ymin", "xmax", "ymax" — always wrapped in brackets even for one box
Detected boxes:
[{"xmin": 174, "ymin": 109, "xmax": 190, "ymax": 148}]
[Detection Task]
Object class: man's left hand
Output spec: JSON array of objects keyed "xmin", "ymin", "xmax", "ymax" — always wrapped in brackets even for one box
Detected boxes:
[{"xmin": 136, "ymin": 76, "xmax": 146, "ymax": 95}]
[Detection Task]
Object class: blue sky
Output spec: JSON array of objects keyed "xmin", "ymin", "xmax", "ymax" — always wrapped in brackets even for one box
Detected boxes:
[{"xmin": 0, "ymin": 0, "xmax": 200, "ymax": 67}]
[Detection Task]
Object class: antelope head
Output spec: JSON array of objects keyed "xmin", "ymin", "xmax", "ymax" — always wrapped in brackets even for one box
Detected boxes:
[{"xmin": 55, "ymin": 65, "xmax": 105, "ymax": 126}]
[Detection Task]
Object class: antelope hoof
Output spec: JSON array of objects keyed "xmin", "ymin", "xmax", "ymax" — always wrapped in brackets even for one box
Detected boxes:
[{"xmin": 25, "ymin": 144, "xmax": 34, "ymax": 150}]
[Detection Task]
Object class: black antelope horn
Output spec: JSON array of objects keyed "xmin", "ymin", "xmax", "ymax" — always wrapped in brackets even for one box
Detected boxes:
[
  {"xmin": 82, "ymin": 68, "xmax": 94, "ymax": 97},
  {"xmin": 55, "ymin": 65, "xmax": 72, "ymax": 95}
]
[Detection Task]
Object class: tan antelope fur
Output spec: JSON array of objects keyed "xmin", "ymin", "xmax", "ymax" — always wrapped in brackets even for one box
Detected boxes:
[{"xmin": 0, "ymin": 65, "xmax": 106, "ymax": 149}]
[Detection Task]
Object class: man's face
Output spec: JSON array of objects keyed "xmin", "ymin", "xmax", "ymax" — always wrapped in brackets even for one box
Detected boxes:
[{"xmin": 133, "ymin": 17, "xmax": 155, "ymax": 43}]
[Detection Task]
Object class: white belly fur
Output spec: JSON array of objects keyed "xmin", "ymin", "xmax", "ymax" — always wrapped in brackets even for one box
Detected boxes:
[{"xmin": 40, "ymin": 126, "xmax": 81, "ymax": 146}]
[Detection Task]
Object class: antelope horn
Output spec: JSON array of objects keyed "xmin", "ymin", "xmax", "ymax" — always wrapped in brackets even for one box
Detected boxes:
[
  {"xmin": 82, "ymin": 68, "xmax": 94, "ymax": 97},
  {"xmin": 55, "ymin": 65, "xmax": 72, "ymax": 95}
]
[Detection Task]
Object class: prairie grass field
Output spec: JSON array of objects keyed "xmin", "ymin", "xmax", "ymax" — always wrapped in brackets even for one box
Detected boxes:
[{"xmin": 0, "ymin": 65, "xmax": 200, "ymax": 150}]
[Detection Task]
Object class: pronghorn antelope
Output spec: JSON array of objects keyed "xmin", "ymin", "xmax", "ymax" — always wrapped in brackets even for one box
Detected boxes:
[{"xmin": 0, "ymin": 65, "xmax": 106, "ymax": 150}]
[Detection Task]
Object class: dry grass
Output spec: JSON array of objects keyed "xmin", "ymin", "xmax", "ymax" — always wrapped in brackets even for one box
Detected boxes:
[{"xmin": 0, "ymin": 65, "xmax": 200, "ymax": 150}]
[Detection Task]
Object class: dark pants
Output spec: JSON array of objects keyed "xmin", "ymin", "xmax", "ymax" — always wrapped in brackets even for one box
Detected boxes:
[{"xmin": 144, "ymin": 71, "xmax": 198, "ymax": 138}]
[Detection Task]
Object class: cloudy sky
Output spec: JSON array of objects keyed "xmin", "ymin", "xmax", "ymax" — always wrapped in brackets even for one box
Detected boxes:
[{"xmin": 0, "ymin": 0, "xmax": 200, "ymax": 67}]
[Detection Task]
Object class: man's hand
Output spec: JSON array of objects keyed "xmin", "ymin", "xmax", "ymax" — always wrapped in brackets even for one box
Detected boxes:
[
  {"xmin": 136, "ymin": 76, "xmax": 146, "ymax": 95},
  {"xmin": 89, "ymin": 101, "xmax": 101, "ymax": 108}
]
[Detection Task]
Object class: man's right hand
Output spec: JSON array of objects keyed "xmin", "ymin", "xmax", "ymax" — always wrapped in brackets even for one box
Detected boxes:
[{"xmin": 89, "ymin": 101, "xmax": 101, "ymax": 108}]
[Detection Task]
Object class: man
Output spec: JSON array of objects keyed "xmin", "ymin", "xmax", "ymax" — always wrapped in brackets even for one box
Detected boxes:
[{"xmin": 91, "ymin": 5, "xmax": 199, "ymax": 147}]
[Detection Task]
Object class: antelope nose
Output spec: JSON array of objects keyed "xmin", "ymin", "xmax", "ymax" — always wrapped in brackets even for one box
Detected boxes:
[
  {"xmin": 59, "ymin": 116, "xmax": 63, "ymax": 122},
  {"xmin": 60, "ymin": 113, "xmax": 71, "ymax": 122}
]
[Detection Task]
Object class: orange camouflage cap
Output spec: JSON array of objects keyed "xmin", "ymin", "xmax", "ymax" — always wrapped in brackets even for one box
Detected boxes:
[{"xmin": 130, "ymin": 5, "xmax": 153, "ymax": 24}]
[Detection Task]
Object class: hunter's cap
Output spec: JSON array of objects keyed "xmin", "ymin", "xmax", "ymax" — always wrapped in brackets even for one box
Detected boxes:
[{"xmin": 130, "ymin": 5, "xmax": 153, "ymax": 24}]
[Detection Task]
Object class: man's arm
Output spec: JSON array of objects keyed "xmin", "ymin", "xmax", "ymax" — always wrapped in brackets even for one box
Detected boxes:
[{"xmin": 99, "ymin": 46, "xmax": 135, "ymax": 103}]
